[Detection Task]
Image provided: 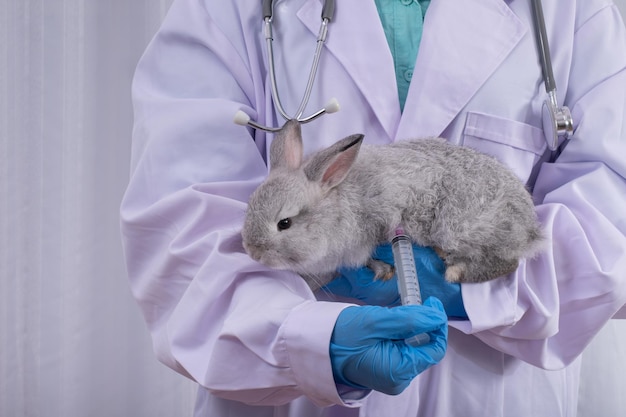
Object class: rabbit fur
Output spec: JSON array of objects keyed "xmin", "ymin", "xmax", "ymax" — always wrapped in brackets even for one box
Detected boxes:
[{"xmin": 241, "ymin": 120, "xmax": 543, "ymax": 290}]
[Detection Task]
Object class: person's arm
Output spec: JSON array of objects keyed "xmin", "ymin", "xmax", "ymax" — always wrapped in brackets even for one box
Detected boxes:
[
  {"xmin": 121, "ymin": 0, "xmax": 448, "ymax": 406},
  {"xmin": 452, "ymin": 3, "xmax": 626, "ymax": 369},
  {"xmin": 121, "ymin": 0, "xmax": 353, "ymax": 406},
  {"xmin": 323, "ymin": 3, "xmax": 626, "ymax": 371}
]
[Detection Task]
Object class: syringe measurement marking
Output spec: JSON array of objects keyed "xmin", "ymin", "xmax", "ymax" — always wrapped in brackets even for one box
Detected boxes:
[{"xmin": 392, "ymin": 231, "xmax": 430, "ymax": 346}]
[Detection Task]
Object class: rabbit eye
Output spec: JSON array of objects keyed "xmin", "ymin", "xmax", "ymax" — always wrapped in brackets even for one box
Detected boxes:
[{"xmin": 277, "ymin": 218, "xmax": 292, "ymax": 231}]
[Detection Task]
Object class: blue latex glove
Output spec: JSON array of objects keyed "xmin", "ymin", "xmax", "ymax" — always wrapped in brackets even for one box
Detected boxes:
[
  {"xmin": 324, "ymin": 244, "xmax": 468, "ymax": 318},
  {"xmin": 329, "ymin": 298, "xmax": 448, "ymax": 395}
]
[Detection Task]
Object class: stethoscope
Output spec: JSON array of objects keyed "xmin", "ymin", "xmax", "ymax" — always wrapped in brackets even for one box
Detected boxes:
[
  {"xmin": 234, "ymin": 0, "xmax": 339, "ymax": 132},
  {"xmin": 234, "ymin": 0, "xmax": 574, "ymax": 157},
  {"xmin": 530, "ymin": 0, "xmax": 574, "ymax": 160}
]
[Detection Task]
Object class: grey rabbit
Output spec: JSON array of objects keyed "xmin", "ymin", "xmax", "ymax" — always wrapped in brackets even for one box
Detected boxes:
[{"xmin": 242, "ymin": 120, "xmax": 543, "ymax": 290}]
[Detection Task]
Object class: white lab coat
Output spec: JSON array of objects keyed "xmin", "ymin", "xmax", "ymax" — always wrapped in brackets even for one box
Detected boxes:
[{"xmin": 121, "ymin": 0, "xmax": 626, "ymax": 416}]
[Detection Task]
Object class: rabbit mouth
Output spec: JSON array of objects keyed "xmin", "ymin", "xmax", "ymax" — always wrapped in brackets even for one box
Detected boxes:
[
  {"xmin": 264, "ymin": 252, "xmax": 302, "ymax": 270},
  {"xmin": 243, "ymin": 244, "xmax": 270, "ymax": 265},
  {"xmin": 244, "ymin": 245, "xmax": 296, "ymax": 270}
]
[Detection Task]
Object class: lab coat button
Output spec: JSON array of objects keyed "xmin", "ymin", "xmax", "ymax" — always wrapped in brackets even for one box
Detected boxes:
[{"xmin": 404, "ymin": 69, "xmax": 414, "ymax": 81}]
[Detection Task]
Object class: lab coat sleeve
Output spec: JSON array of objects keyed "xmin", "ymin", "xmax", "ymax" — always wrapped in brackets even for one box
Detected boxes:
[
  {"xmin": 120, "ymin": 0, "xmax": 355, "ymax": 407},
  {"xmin": 451, "ymin": 4, "xmax": 626, "ymax": 370}
]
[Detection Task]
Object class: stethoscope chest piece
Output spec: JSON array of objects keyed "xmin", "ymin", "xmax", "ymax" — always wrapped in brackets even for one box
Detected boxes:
[
  {"xmin": 532, "ymin": 0, "xmax": 574, "ymax": 152},
  {"xmin": 542, "ymin": 96, "xmax": 574, "ymax": 151}
]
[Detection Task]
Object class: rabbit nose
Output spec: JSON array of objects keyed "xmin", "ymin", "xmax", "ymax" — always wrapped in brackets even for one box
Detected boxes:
[
  {"xmin": 242, "ymin": 240, "xmax": 262, "ymax": 261},
  {"xmin": 248, "ymin": 249, "xmax": 262, "ymax": 261}
]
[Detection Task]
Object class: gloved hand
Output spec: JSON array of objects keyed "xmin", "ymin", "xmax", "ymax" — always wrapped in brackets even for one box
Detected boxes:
[
  {"xmin": 324, "ymin": 244, "xmax": 468, "ymax": 318},
  {"xmin": 329, "ymin": 298, "xmax": 448, "ymax": 395}
]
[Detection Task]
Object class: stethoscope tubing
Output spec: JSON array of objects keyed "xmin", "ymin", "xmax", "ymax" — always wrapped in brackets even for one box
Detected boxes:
[
  {"xmin": 262, "ymin": 0, "xmax": 336, "ymax": 124},
  {"xmin": 531, "ymin": 0, "xmax": 556, "ymax": 93},
  {"xmin": 238, "ymin": 0, "xmax": 573, "ymax": 155}
]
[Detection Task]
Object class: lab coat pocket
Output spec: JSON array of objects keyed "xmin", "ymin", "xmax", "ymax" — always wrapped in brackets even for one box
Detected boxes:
[{"xmin": 462, "ymin": 112, "xmax": 546, "ymax": 183}]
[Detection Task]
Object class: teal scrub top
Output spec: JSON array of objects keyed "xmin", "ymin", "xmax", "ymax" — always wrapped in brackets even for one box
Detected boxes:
[{"xmin": 374, "ymin": 0, "xmax": 430, "ymax": 111}]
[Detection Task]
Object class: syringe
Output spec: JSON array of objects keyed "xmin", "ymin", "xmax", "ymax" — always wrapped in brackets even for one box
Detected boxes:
[{"xmin": 391, "ymin": 227, "xmax": 431, "ymax": 346}]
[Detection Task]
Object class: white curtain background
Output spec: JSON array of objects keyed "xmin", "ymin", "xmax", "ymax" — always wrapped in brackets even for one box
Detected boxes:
[
  {"xmin": 1, "ymin": 1, "xmax": 197, "ymax": 416},
  {"xmin": 1, "ymin": 1, "xmax": 625, "ymax": 416}
]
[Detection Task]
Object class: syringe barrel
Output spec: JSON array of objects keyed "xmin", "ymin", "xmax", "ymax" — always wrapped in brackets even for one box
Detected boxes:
[
  {"xmin": 392, "ymin": 234, "xmax": 424, "ymax": 305},
  {"xmin": 391, "ymin": 232, "xmax": 430, "ymax": 347}
]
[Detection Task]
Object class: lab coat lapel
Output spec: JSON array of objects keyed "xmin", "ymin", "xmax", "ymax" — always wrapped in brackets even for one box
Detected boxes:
[
  {"xmin": 397, "ymin": 0, "xmax": 527, "ymax": 140},
  {"xmin": 297, "ymin": 0, "xmax": 401, "ymax": 140}
]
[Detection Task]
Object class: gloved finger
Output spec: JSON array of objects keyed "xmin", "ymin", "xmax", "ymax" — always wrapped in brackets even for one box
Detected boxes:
[
  {"xmin": 330, "ymin": 304, "xmax": 448, "ymax": 396},
  {"xmin": 406, "ymin": 299, "xmax": 449, "ymax": 364},
  {"xmin": 390, "ymin": 309, "xmax": 448, "ymax": 389},
  {"xmin": 321, "ymin": 274, "xmax": 354, "ymax": 298},
  {"xmin": 372, "ymin": 243, "xmax": 394, "ymax": 263},
  {"xmin": 356, "ymin": 304, "xmax": 448, "ymax": 341},
  {"xmin": 396, "ymin": 342, "xmax": 446, "ymax": 389},
  {"xmin": 337, "ymin": 341, "xmax": 414, "ymax": 395},
  {"xmin": 371, "ymin": 336, "xmax": 446, "ymax": 396},
  {"xmin": 366, "ymin": 345, "xmax": 416, "ymax": 395},
  {"xmin": 414, "ymin": 248, "xmax": 446, "ymax": 276},
  {"xmin": 391, "ymin": 303, "xmax": 448, "ymax": 340},
  {"xmin": 422, "ymin": 322, "xmax": 448, "ymax": 363},
  {"xmin": 335, "ymin": 265, "xmax": 376, "ymax": 286},
  {"xmin": 423, "ymin": 296, "xmax": 445, "ymax": 312},
  {"xmin": 374, "ymin": 243, "xmax": 446, "ymax": 288},
  {"xmin": 419, "ymin": 297, "xmax": 449, "ymax": 351},
  {"xmin": 325, "ymin": 268, "xmax": 401, "ymax": 306},
  {"xmin": 357, "ymin": 276, "xmax": 401, "ymax": 306}
]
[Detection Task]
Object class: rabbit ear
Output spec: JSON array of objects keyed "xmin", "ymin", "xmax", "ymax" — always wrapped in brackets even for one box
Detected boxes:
[
  {"xmin": 269, "ymin": 120, "xmax": 303, "ymax": 171},
  {"xmin": 304, "ymin": 134, "xmax": 364, "ymax": 189}
]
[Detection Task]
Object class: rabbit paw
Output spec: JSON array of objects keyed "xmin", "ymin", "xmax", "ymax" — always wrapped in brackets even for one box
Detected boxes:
[
  {"xmin": 367, "ymin": 258, "xmax": 395, "ymax": 281},
  {"xmin": 444, "ymin": 263, "xmax": 466, "ymax": 283},
  {"xmin": 434, "ymin": 246, "xmax": 448, "ymax": 260}
]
